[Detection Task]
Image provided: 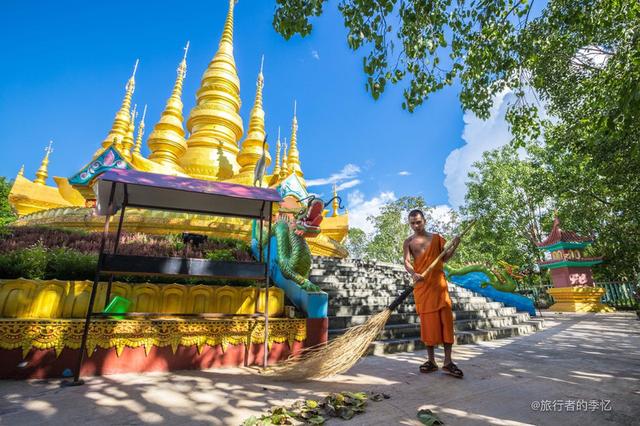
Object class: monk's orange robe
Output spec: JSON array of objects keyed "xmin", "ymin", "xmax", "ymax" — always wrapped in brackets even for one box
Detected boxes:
[{"xmin": 412, "ymin": 234, "xmax": 455, "ymax": 346}]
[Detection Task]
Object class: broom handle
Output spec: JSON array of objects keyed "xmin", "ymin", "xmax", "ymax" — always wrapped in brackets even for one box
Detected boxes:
[{"xmin": 388, "ymin": 219, "xmax": 477, "ymax": 312}]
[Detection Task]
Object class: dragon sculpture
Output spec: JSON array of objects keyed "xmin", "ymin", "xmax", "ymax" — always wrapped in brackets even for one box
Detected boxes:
[
  {"xmin": 255, "ymin": 194, "xmax": 343, "ymax": 292},
  {"xmin": 444, "ymin": 260, "xmax": 526, "ymax": 293}
]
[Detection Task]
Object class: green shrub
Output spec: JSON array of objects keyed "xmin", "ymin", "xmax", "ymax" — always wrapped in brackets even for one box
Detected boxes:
[
  {"xmin": 0, "ymin": 242, "xmax": 48, "ymax": 279},
  {"xmin": 46, "ymin": 248, "xmax": 97, "ymax": 281},
  {"xmin": 205, "ymin": 249, "xmax": 236, "ymax": 262}
]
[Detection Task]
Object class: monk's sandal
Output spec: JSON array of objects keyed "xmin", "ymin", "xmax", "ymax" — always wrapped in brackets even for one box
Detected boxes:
[
  {"xmin": 419, "ymin": 360, "xmax": 439, "ymax": 374},
  {"xmin": 442, "ymin": 362, "xmax": 464, "ymax": 378}
]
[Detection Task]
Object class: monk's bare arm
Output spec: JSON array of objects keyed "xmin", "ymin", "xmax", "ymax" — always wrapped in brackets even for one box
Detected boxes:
[{"xmin": 403, "ymin": 238, "xmax": 423, "ymax": 283}]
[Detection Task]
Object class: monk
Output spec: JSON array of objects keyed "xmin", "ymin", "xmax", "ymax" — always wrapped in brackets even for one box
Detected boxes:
[{"xmin": 403, "ymin": 209, "xmax": 463, "ymax": 378}]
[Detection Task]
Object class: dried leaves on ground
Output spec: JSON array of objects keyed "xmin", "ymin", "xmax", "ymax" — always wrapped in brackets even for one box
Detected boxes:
[{"xmin": 241, "ymin": 391, "xmax": 389, "ymax": 425}]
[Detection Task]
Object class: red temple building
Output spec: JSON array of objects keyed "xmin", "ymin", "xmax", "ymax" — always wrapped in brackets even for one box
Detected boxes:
[{"xmin": 536, "ymin": 216, "xmax": 612, "ymax": 312}]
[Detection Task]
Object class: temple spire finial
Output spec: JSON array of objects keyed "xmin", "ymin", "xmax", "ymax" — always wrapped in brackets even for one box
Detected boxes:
[
  {"xmin": 272, "ymin": 126, "xmax": 282, "ymax": 177},
  {"xmin": 18, "ymin": 165, "xmax": 25, "ymax": 177},
  {"xmin": 183, "ymin": 41, "xmax": 190, "ymax": 62},
  {"xmin": 100, "ymin": 60, "xmax": 139, "ymax": 152},
  {"xmin": 121, "ymin": 104, "xmax": 137, "ymax": 157},
  {"xmin": 131, "ymin": 59, "xmax": 139, "ymax": 79},
  {"xmin": 148, "ymin": 46, "xmax": 189, "ymax": 174},
  {"xmin": 280, "ymin": 138, "xmax": 289, "ymax": 179},
  {"xmin": 237, "ymin": 59, "xmax": 270, "ymax": 177},
  {"xmin": 180, "ymin": 0, "xmax": 243, "ymax": 179},
  {"xmin": 332, "ymin": 184, "xmax": 340, "ymax": 216},
  {"xmin": 220, "ymin": 0, "xmax": 235, "ymax": 46},
  {"xmin": 287, "ymin": 101, "xmax": 304, "ymax": 181},
  {"xmin": 133, "ymin": 104, "xmax": 147, "ymax": 155},
  {"xmin": 34, "ymin": 141, "xmax": 53, "ymax": 185}
]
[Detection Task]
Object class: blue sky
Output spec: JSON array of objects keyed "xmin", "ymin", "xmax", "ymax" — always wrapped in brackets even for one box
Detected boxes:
[{"xmin": 0, "ymin": 1, "xmax": 516, "ymax": 232}]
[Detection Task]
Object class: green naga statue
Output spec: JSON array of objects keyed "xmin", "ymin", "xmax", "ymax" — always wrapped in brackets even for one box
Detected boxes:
[
  {"xmin": 445, "ymin": 260, "xmax": 524, "ymax": 292},
  {"xmin": 256, "ymin": 189, "xmax": 343, "ymax": 293}
]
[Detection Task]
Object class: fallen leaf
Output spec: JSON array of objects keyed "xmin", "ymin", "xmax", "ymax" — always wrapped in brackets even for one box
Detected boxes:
[{"xmin": 417, "ymin": 409, "xmax": 444, "ymax": 425}]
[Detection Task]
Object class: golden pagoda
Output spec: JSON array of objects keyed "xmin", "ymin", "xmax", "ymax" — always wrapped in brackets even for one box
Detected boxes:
[
  {"xmin": 178, "ymin": 0, "xmax": 243, "ymax": 180},
  {"xmin": 146, "ymin": 42, "xmax": 189, "ymax": 175},
  {"xmin": 7, "ymin": 1, "xmax": 349, "ymax": 258},
  {"xmin": 132, "ymin": 105, "xmax": 147, "ymax": 155},
  {"xmin": 287, "ymin": 101, "xmax": 304, "ymax": 184},
  {"xmin": 9, "ymin": 142, "xmax": 75, "ymax": 216},
  {"xmin": 99, "ymin": 60, "xmax": 138, "ymax": 154},
  {"xmin": 236, "ymin": 56, "xmax": 271, "ymax": 182}
]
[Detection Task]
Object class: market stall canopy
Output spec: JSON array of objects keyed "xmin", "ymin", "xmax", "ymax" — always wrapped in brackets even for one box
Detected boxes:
[{"xmin": 93, "ymin": 169, "xmax": 281, "ymax": 219}]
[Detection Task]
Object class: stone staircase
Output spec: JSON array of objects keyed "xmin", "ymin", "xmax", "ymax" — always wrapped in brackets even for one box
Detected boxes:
[{"xmin": 310, "ymin": 257, "xmax": 545, "ymax": 355}]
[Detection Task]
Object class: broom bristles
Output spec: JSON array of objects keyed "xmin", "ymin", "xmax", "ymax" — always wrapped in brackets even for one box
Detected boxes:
[{"xmin": 264, "ymin": 308, "xmax": 392, "ymax": 381}]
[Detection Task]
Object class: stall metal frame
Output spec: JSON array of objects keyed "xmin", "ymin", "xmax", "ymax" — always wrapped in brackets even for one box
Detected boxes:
[{"xmin": 69, "ymin": 169, "xmax": 280, "ymax": 385}]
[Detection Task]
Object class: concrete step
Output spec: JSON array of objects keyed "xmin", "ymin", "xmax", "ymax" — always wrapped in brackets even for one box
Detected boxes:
[
  {"xmin": 311, "ymin": 257, "xmax": 547, "ymax": 356},
  {"xmin": 324, "ymin": 288, "xmax": 477, "ymax": 299},
  {"xmin": 330, "ymin": 312, "xmax": 421, "ymax": 329},
  {"xmin": 329, "ymin": 313, "xmax": 534, "ymax": 339},
  {"xmin": 366, "ymin": 322, "xmax": 544, "ymax": 356},
  {"xmin": 327, "ymin": 303, "xmax": 519, "ymax": 318},
  {"xmin": 326, "ymin": 292, "xmax": 479, "ymax": 306}
]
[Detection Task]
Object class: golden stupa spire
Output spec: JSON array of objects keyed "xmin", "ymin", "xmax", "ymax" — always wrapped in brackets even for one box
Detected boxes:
[
  {"xmin": 280, "ymin": 138, "xmax": 289, "ymax": 179},
  {"xmin": 121, "ymin": 104, "xmax": 137, "ymax": 158},
  {"xmin": 332, "ymin": 184, "xmax": 340, "ymax": 216},
  {"xmin": 287, "ymin": 100, "xmax": 304, "ymax": 180},
  {"xmin": 179, "ymin": 0, "xmax": 244, "ymax": 180},
  {"xmin": 148, "ymin": 42, "xmax": 189, "ymax": 173},
  {"xmin": 272, "ymin": 126, "xmax": 281, "ymax": 177},
  {"xmin": 17, "ymin": 165, "xmax": 25, "ymax": 177},
  {"xmin": 133, "ymin": 104, "xmax": 148, "ymax": 155},
  {"xmin": 101, "ymin": 60, "xmax": 138, "ymax": 151},
  {"xmin": 34, "ymin": 141, "xmax": 53, "ymax": 185},
  {"xmin": 238, "ymin": 55, "xmax": 271, "ymax": 176}
]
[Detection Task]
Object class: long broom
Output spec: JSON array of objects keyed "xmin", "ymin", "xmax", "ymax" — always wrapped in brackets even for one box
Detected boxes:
[{"xmin": 265, "ymin": 219, "xmax": 477, "ymax": 381}]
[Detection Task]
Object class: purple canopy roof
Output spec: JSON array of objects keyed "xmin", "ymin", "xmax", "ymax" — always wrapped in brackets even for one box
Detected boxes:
[{"xmin": 94, "ymin": 169, "xmax": 281, "ymax": 218}]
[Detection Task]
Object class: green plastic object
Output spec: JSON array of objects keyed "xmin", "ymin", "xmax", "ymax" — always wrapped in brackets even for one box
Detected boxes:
[{"xmin": 103, "ymin": 296, "xmax": 131, "ymax": 319}]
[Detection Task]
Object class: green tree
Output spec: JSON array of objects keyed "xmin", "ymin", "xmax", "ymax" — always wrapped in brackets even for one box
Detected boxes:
[
  {"xmin": 460, "ymin": 141, "xmax": 639, "ymax": 282},
  {"xmin": 0, "ymin": 177, "xmax": 16, "ymax": 227},
  {"xmin": 345, "ymin": 227, "xmax": 369, "ymax": 259},
  {"xmin": 274, "ymin": 0, "xmax": 532, "ymax": 114},
  {"xmin": 361, "ymin": 196, "xmax": 458, "ymax": 263},
  {"xmin": 365, "ymin": 196, "xmax": 427, "ymax": 262},
  {"xmin": 458, "ymin": 146, "xmax": 552, "ymax": 274},
  {"xmin": 275, "ymin": 0, "xmax": 640, "ymax": 280}
]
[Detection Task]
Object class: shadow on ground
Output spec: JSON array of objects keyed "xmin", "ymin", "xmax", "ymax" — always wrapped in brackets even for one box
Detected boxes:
[{"xmin": 1, "ymin": 312, "xmax": 639, "ymax": 425}]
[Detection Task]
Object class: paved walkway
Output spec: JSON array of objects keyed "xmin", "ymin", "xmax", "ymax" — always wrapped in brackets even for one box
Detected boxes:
[{"xmin": 1, "ymin": 312, "xmax": 639, "ymax": 425}]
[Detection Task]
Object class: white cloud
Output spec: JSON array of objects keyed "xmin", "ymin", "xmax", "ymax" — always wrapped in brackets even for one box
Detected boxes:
[
  {"xmin": 572, "ymin": 45, "xmax": 611, "ymax": 71},
  {"xmin": 444, "ymin": 87, "xmax": 551, "ymax": 208},
  {"xmin": 306, "ymin": 163, "xmax": 360, "ymax": 187},
  {"xmin": 430, "ymin": 204, "xmax": 454, "ymax": 224},
  {"xmin": 398, "ymin": 171, "xmax": 411, "ymax": 176},
  {"xmin": 311, "ymin": 50, "xmax": 320, "ymax": 60},
  {"xmin": 443, "ymin": 89, "xmax": 514, "ymax": 208},
  {"xmin": 336, "ymin": 179, "xmax": 361, "ymax": 191},
  {"xmin": 346, "ymin": 190, "xmax": 396, "ymax": 234}
]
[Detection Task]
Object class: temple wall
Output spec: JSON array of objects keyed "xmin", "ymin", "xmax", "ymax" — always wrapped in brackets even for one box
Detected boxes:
[
  {"xmin": 0, "ymin": 279, "xmax": 284, "ymax": 318},
  {"xmin": 550, "ymin": 267, "xmax": 595, "ymax": 288}
]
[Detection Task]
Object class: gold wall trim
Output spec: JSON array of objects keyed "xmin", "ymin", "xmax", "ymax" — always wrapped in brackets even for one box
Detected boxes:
[{"xmin": 0, "ymin": 318, "xmax": 306, "ymax": 358}]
